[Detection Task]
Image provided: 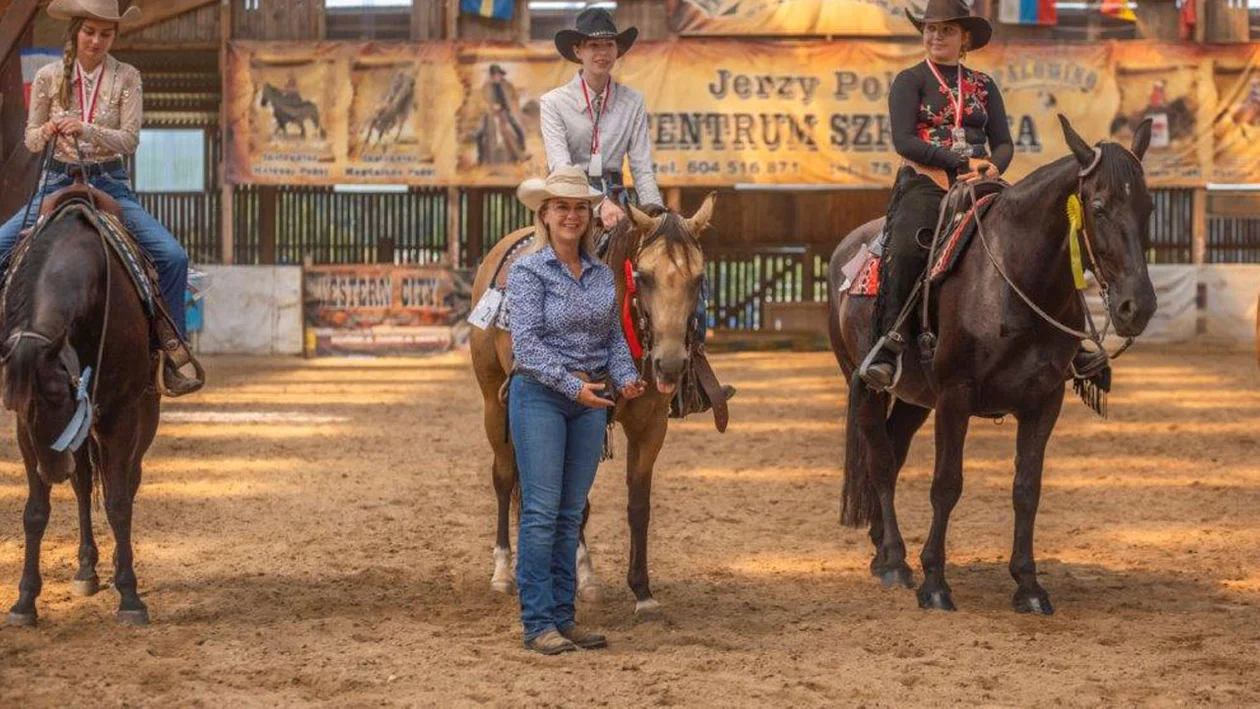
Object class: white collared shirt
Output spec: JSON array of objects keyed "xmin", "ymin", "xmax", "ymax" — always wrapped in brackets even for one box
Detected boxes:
[{"xmin": 539, "ymin": 72, "xmax": 663, "ymax": 208}]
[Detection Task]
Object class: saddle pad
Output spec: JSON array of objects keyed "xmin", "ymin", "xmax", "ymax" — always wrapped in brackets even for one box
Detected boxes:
[
  {"xmin": 928, "ymin": 193, "xmax": 999, "ymax": 283},
  {"xmin": 848, "ymin": 255, "xmax": 882, "ymax": 297},
  {"xmin": 9, "ymin": 199, "xmax": 155, "ymax": 318}
]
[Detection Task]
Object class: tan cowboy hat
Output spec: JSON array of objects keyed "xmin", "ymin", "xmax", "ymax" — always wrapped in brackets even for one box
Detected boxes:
[
  {"xmin": 906, "ymin": 0, "xmax": 992, "ymax": 51},
  {"xmin": 48, "ymin": 0, "xmax": 142, "ymax": 24},
  {"xmin": 516, "ymin": 165, "xmax": 604, "ymax": 212}
]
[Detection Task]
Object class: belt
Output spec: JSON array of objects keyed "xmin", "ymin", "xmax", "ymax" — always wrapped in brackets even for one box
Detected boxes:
[
  {"xmin": 49, "ymin": 157, "xmax": 125, "ymax": 177},
  {"xmin": 589, "ymin": 171, "xmax": 626, "ymax": 203}
]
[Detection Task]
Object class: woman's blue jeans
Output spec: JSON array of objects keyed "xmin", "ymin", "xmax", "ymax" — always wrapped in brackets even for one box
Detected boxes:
[
  {"xmin": 0, "ymin": 167, "xmax": 190, "ymax": 339},
  {"xmin": 509, "ymin": 374, "xmax": 606, "ymax": 641}
]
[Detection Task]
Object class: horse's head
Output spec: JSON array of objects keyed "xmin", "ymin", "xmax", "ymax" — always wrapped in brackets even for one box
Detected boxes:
[
  {"xmin": 1, "ymin": 331, "xmax": 81, "ymax": 484},
  {"xmin": 1059, "ymin": 114, "xmax": 1158, "ymax": 337},
  {"xmin": 625, "ymin": 194, "xmax": 715, "ymax": 394},
  {"xmin": 260, "ymin": 84, "xmax": 275, "ymax": 107}
]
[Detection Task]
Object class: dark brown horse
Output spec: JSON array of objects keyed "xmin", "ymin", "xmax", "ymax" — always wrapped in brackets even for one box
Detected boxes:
[
  {"xmin": 828, "ymin": 116, "xmax": 1157, "ymax": 614},
  {"xmin": 2, "ymin": 198, "xmax": 160, "ymax": 626},
  {"xmin": 471, "ymin": 197, "xmax": 716, "ymax": 615}
]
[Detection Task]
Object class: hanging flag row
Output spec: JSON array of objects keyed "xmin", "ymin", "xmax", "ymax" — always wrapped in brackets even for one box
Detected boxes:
[{"xmin": 1000, "ymin": 0, "xmax": 1137, "ymax": 25}]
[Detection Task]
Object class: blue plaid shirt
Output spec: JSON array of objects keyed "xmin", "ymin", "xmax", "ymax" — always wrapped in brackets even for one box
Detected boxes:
[{"xmin": 507, "ymin": 245, "xmax": 639, "ymax": 400}]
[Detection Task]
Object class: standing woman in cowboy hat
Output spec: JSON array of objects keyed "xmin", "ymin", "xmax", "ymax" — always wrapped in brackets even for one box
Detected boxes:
[
  {"xmin": 861, "ymin": 0, "xmax": 1014, "ymax": 390},
  {"xmin": 0, "ymin": 0, "xmax": 201, "ymax": 395},
  {"xmin": 507, "ymin": 165, "xmax": 647, "ymax": 654}
]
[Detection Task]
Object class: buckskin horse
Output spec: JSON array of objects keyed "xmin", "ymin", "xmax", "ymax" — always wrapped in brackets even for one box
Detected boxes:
[
  {"xmin": 828, "ymin": 116, "xmax": 1157, "ymax": 614},
  {"xmin": 471, "ymin": 196, "xmax": 717, "ymax": 616},
  {"xmin": 2, "ymin": 187, "xmax": 161, "ymax": 626}
]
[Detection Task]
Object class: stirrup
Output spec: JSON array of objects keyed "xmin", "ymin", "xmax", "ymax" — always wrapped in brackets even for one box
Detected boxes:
[
  {"xmin": 859, "ymin": 332, "xmax": 905, "ymax": 391},
  {"xmin": 157, "ymin": 352, "xmax": 205, "ymax": 397}
]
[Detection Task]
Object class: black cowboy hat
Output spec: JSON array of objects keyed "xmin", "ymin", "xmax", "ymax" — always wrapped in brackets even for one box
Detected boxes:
[
  {"xmin": 906, "ymin": 0, "xmax": 993, "ymax": 51},
  {"xmin": 554, "ymin": 8, "xmax": 638, "ymax": 64},
  {"xmin": 489, "ymin": 64, "xmax": 507, "ymax": 76}
]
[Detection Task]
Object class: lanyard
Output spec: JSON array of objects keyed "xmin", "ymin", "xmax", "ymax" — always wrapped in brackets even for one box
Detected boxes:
[
  {"xmin": 926, "ymin": 59, "xmax": 965, "ymax": 129},
  {"xmin": 580, "ymin": 76, "xmax": 612, "ymax": 155},
  {"xmin": 76, "ymin": 63, "xmax": 105, "ymax": 125}
]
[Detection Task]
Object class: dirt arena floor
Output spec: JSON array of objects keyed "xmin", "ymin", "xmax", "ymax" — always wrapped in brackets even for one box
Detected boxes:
[{"xmin": 0, "ymin": 346, "xmax": 1257, "ymax": 706}]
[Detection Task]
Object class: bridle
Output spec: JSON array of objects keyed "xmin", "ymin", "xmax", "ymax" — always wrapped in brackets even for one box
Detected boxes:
[
  {"xmin": 971, "ymin": 143, "xmax": 1145, "ymax": 362},
  {"xmin": 621, "ymin": 213, "xmax": 704, "ymax": 371}
]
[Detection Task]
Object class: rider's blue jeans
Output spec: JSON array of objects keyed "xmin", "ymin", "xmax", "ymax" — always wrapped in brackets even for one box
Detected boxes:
[{"xmin": 0, "ymin": 167, "xmax": 189, "ymax": 339}]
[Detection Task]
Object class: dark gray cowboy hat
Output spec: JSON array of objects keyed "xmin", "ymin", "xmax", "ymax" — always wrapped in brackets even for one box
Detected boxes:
[
  {"xmin": 906, "ymin": 0, "xmax": 993, "ymax": 51},
  {"xmin": 554, "ymin": 8, "xmax": 638, "ymax": 64},
  {"xmin": 489, "ymin": 64, "xmax": 507, "ymax": 76}
]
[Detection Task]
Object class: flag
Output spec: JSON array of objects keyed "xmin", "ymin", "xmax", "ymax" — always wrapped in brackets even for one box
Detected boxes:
[
  {"xmin": 998, "ymin": 0, "xmax": 1058, "ymax": 25},
  {"xmin": 1100, "ymin": 0, "xmax": 1137, "ymax": 22},
  {"xmin": 461, "ymin": 0, "xmax": 514, "ymax": 21},
  {"xmin": 1177, "ymin": 0, "xmax": 1196, "ymax": 40},
  {"xmin": 20, "ymin": 48, "xmax": 61, "ymax": 108}
]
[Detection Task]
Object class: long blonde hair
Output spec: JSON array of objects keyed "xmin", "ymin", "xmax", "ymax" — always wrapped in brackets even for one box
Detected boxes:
[{"xmin": 523, "ymin": 199, "xmax": 598, "ymax": 258}]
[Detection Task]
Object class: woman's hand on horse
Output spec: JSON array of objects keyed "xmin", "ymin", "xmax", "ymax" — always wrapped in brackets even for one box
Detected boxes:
[
  {"xmin": 55, "ymin": 118, "xmax": 85, "ymax": 137},
  {"xmin": 599, "ymin": 199, "xmax": 625, "ymax": 229},
  {"xmin": 619, "ymin": 380, "xmax": 648, "ymax": 401},
  {"xmin": 577, "ymin": 382, "xmax": 615, "ymax": 409},
  {"xmin": 960, "ymin": 159, "xmax": 995, "ymax": 183}
]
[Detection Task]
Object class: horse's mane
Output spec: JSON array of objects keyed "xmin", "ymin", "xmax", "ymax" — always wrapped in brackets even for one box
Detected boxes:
[
  {"xmin": 604, "ymin": 205, "xmax": 699, "ymax": 281},
  {"xmin": 1005, "ymin": 142, "xmax": 1147, "ymax": 213},
  {"xmin": 1, "ymin": 214, "xmax": 88, "ymax": 407}
]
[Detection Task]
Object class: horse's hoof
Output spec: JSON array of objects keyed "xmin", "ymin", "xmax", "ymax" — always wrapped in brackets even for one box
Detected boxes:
[
  {"xmin": 633, "ymin": 598, "xmax": 662, "ymax": 618},
  {"xmin": 491, "ymin": 579, "xmax": 515, "ymax": 594},
  {"xmin": 578, "ymin": 583, "xmax": 602, "ymax": 604},
  {"xmin": 917, "ymin": 588, "xmax": 956, "ymax": 611},
  {"xmin": 878, "ymin": 567, "xmax": 915, "ymax": 590},
  {"xmin": 71, "ymin": 577, "xmax": 101, "ymax": 597},
  {"xmin": 5, "ymin": 611, "xmax": 36, "ymax": 628},
  {"xmin": 1013, "ymin": 591, "xmax": 1054, "ymax": 616},
  {"xmin": 116, "ymin": 608, "xmax": 149, "ymax": 626}
]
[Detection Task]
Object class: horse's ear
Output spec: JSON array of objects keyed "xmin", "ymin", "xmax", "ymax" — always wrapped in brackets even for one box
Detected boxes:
[
  {"xmin": 1058, "ymin": 114, "xmax": 1094, "ymax": 168},
  {"xmin": 628, "ymin": 203, "xmax": 655, "ymax": 231},
  {"xmin": 685, "ymin": 191, "xmax": 717, "ymax": 237},
  {"xmin": 1130, "ymin": 117, "xmax": 1153, "ymax": 161}
]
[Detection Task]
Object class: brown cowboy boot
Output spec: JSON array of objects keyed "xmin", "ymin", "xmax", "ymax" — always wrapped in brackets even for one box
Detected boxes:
[
  {"xmin": 558, "ymin": 623, "xmax": 608, "ymax": 650},
  {"xmin": 154, "ymin": 316, "xmax": 204, "ymax": 397},
  {"xmin": 523, "ymin": 629, "xmax": 578, "ymax": 655}
]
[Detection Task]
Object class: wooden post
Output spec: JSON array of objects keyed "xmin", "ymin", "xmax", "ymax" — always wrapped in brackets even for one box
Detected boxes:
[
  {"xmin": 665, "ymin": 187, "xmax": 682, "ymax": 212},
  {"xmin": 465, "ymin": 188, "xmax": 485, "ymax": 266},
  {"xmin": 446, "ymin": 0, "xmax": 458, "ymax": 40},
  {"xmin": 518, "ymin": 0, "xmax": 529, "ymax": 42},
  {"xmin": 446, "ymin": 186, "xmax": 462, "ymax": 267},
  {"xmin": 219, "ymin": 0, "xmax": 235, "ymax": 264},
  {"xmin": 259, "ymin": 185, "xmax": 278, "ymax": 265},
  {"xmin": 1192, "ymin": 187, "xmax": 1208, "ymax": 265}
]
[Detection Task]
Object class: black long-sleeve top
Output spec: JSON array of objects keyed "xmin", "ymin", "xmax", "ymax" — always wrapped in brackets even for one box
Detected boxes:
[{"xmin": 889, "ymin": 61, "xmax": 1014, "ymax": 179}]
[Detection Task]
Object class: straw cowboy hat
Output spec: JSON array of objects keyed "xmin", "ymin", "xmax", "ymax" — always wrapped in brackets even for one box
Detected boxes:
[
  {"xmin": 554, "ymin": 8, "xmax": 638, "ymax": 64},
  {"xmin": 48, "ymin": 0, "xmax": 142, "ymax": 23},
  {"xmin": 906, "ymin": 0, "xmax": 992, "ymax": 51},
  {"xmin": 516, "ymin": 166, "xmax": 605, "ymax": 212}
]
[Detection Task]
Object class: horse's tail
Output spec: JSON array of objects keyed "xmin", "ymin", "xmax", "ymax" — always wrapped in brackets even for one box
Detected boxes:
[{"xmin": 840, "ymin": 372, "xmax": 879, "ymax": 528}]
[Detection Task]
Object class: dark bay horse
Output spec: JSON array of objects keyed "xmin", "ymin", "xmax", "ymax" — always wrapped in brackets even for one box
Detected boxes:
[
  {"xmin": 261, "ymin": 83, "xmax": 326, "ymax": 140},
  {"xmin": 828, "ymin": 116, "xmax": 1157, "ymax": 614},
  {"xmin": 2, "ymin": 198, "xmax": 160, "ymax": 626},
  {"xmin": 471, "ymin": 196, "xmax": 716, "ymax": 616}
]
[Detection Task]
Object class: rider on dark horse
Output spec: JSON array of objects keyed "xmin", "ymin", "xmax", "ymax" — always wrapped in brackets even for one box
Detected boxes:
[
  {"xmin": 861, "ymin": 0, "xmax": 1013, "ymax": 391},
  {"xmin": 0, "ymin": 0, "xmax": 202, "ymax": 396},
  {"xmin": 541, "ymin": 8, "xmax": 735, "ymax": 406}
]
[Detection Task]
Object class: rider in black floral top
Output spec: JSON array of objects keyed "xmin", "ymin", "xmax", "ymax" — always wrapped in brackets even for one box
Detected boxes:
[{"xmin": 862, "ymin": 0, "xmax": 1014, "ymax": 391}]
